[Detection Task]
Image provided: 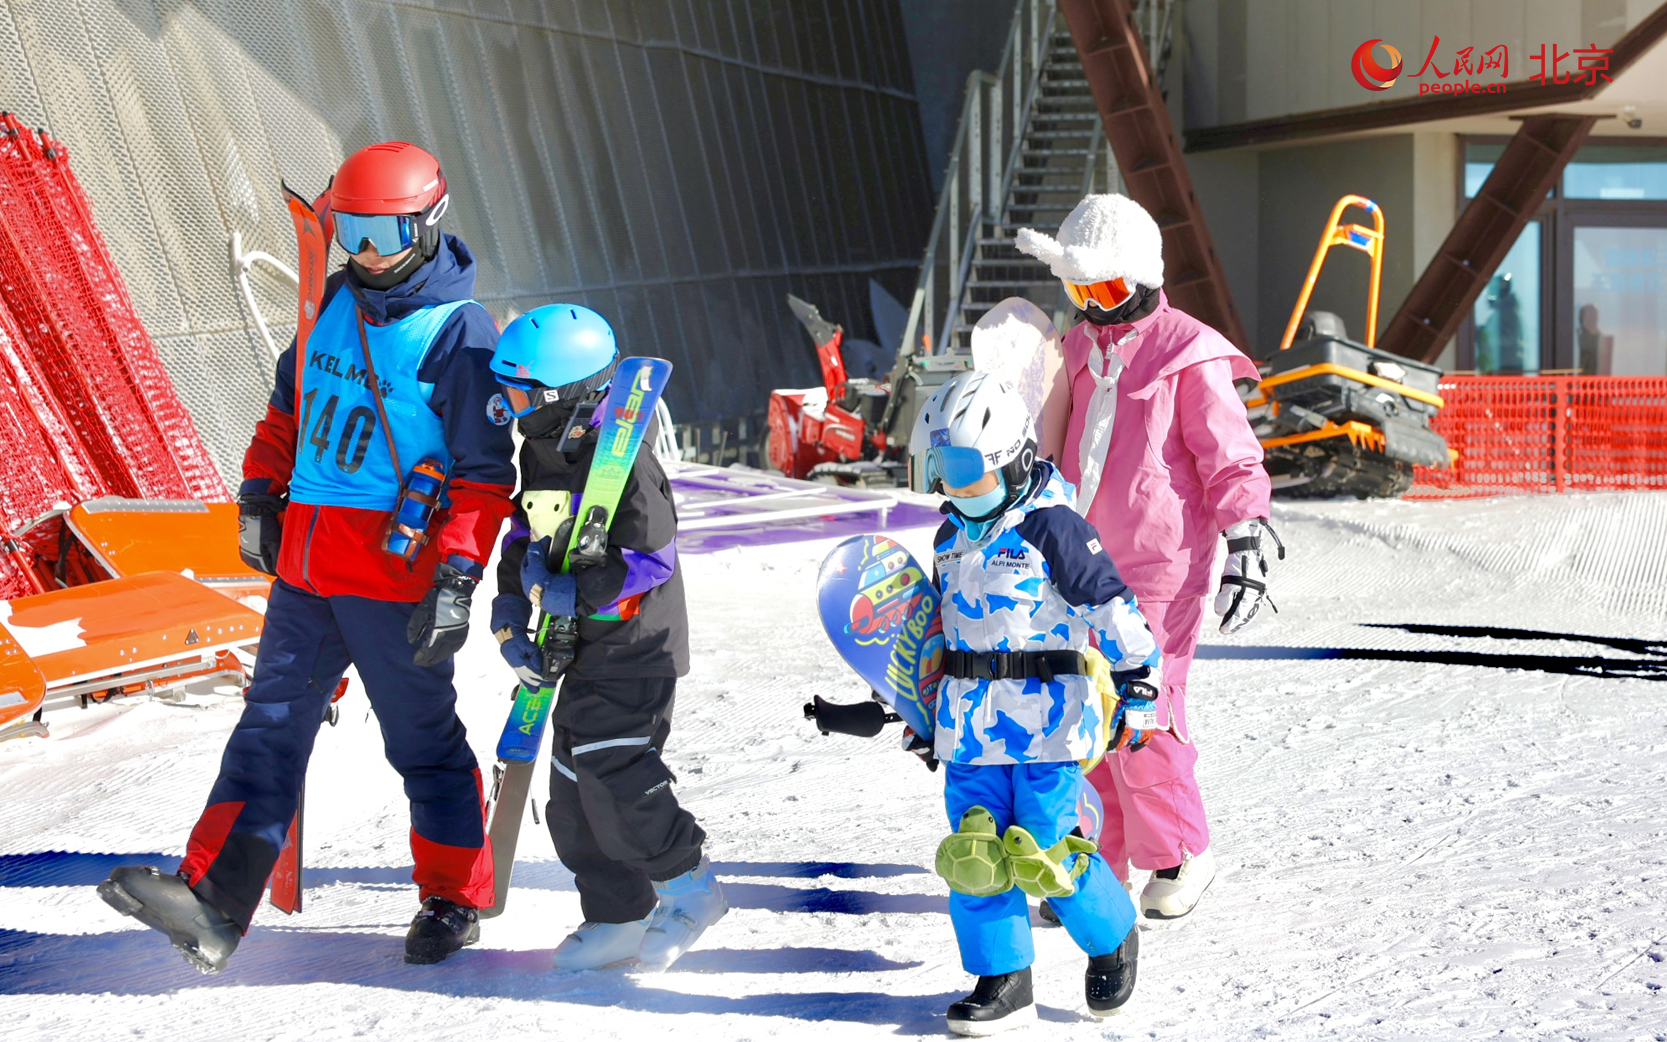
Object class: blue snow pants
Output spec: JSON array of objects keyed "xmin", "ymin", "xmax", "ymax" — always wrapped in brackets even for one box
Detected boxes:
[
  {"xmin": 181, "ymin": 579, "xmax": 490, "ymax": 929},
  {"xmin": 943, "ymin": 761, "xmax": 1137, "ymax": 976}
]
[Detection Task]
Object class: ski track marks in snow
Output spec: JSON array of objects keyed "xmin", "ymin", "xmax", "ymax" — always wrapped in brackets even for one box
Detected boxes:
[{"xmin": 2, "ymin": 493, "xmax": 1666, "ymax": 1041}]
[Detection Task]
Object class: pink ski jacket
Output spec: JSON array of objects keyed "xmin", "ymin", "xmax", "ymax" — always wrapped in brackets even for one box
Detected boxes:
[{"xmin": 1058, "ymin": 292, "xmax": 1271, "ymax": 603}]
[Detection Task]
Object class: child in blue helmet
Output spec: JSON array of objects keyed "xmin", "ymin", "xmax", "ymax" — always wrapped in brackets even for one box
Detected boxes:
[
  {"xmin": 488, "ymin": 304, "xmax": 725, "ymax": 971},
  {"xmin": 913, "ymin": 370, "xmax": 1161, "ymax": 1034}
]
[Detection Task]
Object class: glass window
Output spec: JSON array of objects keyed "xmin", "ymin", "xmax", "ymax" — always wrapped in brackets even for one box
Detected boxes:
[
  {"xmin": 1572, "ymin": 226, "xmax": 1667, "ymax": 375},
  {"xmin": 1563, "ymin": 144, "xmax": 1667, "ymax": 200},
  {"xmin": 1472, "ymin": 224, "xmax": 1540, "ymax": 374},
  {"xmin": 1464, "ymin": 142, "xmax": 1505, "ymax": 198}
]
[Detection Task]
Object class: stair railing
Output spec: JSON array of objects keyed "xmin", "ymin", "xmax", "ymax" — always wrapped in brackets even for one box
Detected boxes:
[{"xmin": 896, "ymin": 0, "xmax": 1058, "ymax": 361}]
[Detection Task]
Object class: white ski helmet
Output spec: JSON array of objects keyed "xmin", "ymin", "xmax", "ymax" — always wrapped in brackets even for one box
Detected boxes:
[{"xmin": 910, "ymin": 370, "xmax": 1037, "ymax": 496}]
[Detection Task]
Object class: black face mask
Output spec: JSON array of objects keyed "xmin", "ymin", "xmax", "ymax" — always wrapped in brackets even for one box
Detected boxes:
[
  {"xmin": 517, "ymin": 396, "xmax": 602, "ymax": 447},
  {"xmin": 348, "ymin": 246, "xmax": 427, "ymax": 290},
  {"xmin": 1080, "ymin": 284, "xmax": 1161, "ymax": 326}
]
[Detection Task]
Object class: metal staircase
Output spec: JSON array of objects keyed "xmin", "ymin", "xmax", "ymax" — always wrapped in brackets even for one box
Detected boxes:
[
  {"xmin": 962, "ymin": 24, "xmax": 1119, "ymax": 341},
  {"xmin": 895, "ymin": 0, "xmax": 1173, "ymax": 360}
]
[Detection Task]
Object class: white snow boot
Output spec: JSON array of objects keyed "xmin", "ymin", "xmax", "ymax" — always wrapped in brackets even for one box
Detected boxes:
[
  {"xmin": 552, "ymin": 917, "xmax": 652, "ymax": 971},
  {"xmin": 1138, "ymin": 847, "xmax": 1215, "ymax": 920},
  {"xmin": 636, "ymin": 856, "xmax": 728, "ymax": 970}
]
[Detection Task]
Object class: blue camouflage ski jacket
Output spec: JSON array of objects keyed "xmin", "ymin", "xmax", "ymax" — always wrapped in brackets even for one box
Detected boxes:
[{"xmin": 931, "ymin": 464, "xmax": 1161, "ymax": 765}]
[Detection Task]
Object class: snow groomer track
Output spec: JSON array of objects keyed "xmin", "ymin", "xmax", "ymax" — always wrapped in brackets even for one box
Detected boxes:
[{"xmin": 2, "ymin": 492, "xmax": 1663, "ymax": 1041}]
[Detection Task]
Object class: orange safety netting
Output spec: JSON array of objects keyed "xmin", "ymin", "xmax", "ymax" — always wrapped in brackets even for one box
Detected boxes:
[
  {"xmin": 0, "ymin": 113, "xmax": 227, "ymax": 596},
  {"xmin": 1411, "ymin": 375, "xmax": 1667, "ymax": 497}
]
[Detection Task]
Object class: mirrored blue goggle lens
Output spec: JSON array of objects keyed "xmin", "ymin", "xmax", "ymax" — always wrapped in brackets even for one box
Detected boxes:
[
  {"xmin": 334, "ymin": 212, "xmax": 417, "ymax": 256},
  {"xmin": 925, "ymin": 445, "xmax": 989, "ymax": 491}
]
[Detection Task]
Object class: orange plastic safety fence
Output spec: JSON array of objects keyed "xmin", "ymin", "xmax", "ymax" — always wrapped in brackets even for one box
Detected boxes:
[{"xmin": 1410, "ymin": 375, "xmax": 1667, "ymax": 498}]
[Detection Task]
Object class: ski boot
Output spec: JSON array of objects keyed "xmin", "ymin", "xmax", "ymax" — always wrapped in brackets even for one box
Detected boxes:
[
  {"xmin": 97, "ymin": 866, "xmax": 241, "ymax": 974},
  {"xmin": 1037, "ymin": 898, "xmax": 1060, "ymax": 926},
  {"xmin": 1086, "ymin": 926, "xmax": 1139, "ymax": 1016},
  {"xmin": 552, "ymin": 917, "xmax": 652, "ymax": 971},
  {"xmin": 637, "ymin": 856, "xmax": 727, "ymax": 970},
  {"xmin": 1139, "ymin": 847, "xmax": 1215, "ymax": 919},
  {"xmin": 404, "ymin": 896, "xmax": 480, "ymax": 964},
  {"xmin": 946, "ymin": 967, "xmax": 1035, "ymax": 1036}
]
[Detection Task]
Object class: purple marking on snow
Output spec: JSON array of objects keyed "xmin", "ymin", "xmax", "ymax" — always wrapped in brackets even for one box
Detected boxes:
[{"xmin": 677, "ymin": 501, "xmax": 943, "ymax": 552}]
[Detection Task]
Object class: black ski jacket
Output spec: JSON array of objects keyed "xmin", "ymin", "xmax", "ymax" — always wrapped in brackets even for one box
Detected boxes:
[{"xmin": 490, "ymin": 421, "xmax": 689, "ymax": 679}]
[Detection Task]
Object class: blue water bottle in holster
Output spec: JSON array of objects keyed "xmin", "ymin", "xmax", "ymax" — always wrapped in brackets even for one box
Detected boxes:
[{"xmin": 384, "ymin": 457, "xmax": 449, "ymax": 562}]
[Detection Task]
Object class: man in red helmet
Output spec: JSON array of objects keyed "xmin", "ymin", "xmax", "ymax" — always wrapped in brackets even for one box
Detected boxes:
[{"xmin": 98, "ymin": 142, "xmax": 515, "ymax": 972}]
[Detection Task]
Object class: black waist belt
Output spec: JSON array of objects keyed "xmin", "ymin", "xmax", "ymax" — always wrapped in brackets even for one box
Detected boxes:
[{"xmin": 942, "ymin": 649, "xmax": 1087, "ymax": 682}]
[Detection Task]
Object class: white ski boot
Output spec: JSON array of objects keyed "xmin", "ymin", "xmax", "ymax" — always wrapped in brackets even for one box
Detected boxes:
[
  {"xmin": 552, "ymin": 917, "xmax": 652, "ymax": 971},
  {"xmin": 1138, "ymin": 847, "xmax": 1215, "ymax": 920},
  {"xmin": 636, "ymin": 856, "xmax": 728, "ymax": 969}
]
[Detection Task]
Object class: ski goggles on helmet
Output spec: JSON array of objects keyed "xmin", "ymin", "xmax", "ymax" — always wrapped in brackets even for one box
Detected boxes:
[
  {"xmin": 496, "ymin": 377, "xmax": 565, "ymax": 418},
  {"xmin": 334, "ymin": 211, "xmax": 419, "ymax": 257},
  {"xmin": 918, "ymin": 442, "xmax": 991, "ymax": 493},
  {"xmin": 1063, "ymin": 276, "xmax": 1134, "ymax": 313}
]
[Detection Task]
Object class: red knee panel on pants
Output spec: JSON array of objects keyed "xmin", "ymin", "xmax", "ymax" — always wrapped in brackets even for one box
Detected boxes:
[
  {"xmin": 179, "ymin": 801, "xmax": 245, "ymax": 886},
  {"xmin": 409, "ymin": 768, "xmax": 493, "ymax": 908}
]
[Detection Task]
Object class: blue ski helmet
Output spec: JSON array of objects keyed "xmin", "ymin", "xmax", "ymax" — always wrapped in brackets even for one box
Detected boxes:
[{"xmin": 491, "ymin": 304, "xmax": 619, "ymax": 417}]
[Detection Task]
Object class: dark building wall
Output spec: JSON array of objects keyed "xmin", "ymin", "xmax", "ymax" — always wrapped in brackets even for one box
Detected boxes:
[{"xmin": 900, "ymin": 0, "xmax": 1016, "ymax": 191}]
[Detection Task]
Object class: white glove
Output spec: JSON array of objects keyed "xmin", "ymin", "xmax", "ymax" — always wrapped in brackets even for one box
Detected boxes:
[{"xmin": 1214, "ymin": 519, "xmax": 1284, "ymax": 634}]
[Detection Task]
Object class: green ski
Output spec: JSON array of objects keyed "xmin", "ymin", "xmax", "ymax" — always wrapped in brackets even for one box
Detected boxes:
[{"xmin": 480, "ymin": 356, "xmax": 673, "ymax": 918}]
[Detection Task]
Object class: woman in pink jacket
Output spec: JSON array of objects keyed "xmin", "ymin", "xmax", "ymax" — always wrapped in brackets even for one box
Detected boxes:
[{"xmin": 1017, "ymin": 194, "xmax": 1279, "ymax": 920}]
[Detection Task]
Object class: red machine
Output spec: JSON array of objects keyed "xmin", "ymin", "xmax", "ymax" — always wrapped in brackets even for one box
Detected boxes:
[{"xmin": 766, "ymin": 295, "xmax": 895, "ymax": 484}]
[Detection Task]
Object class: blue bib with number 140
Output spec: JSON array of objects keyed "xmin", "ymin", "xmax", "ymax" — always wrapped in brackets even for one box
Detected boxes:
[{"xmin": 286, "ymin": 292, "xmax": 471, "ymax": 511}]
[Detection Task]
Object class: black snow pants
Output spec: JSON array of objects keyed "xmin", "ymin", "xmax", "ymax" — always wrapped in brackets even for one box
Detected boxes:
[{"xmin": 546, "ymin": 675, "xmax": 706, "ymax": 924}]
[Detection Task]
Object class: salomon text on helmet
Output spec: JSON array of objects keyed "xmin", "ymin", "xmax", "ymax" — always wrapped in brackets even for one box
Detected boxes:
[{"xmin": 910, "ymin": 370, "xmax": 1037, "ymax": 498}]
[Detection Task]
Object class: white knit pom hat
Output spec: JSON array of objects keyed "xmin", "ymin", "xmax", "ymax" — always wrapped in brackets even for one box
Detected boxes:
[{"xmin": 1014, "ymin": 193, "xmax": 1164, "ymax": 288}]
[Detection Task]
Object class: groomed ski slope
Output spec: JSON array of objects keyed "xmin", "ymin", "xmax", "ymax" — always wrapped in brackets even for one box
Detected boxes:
[{"xmin": 2, "ymin": 491, "xmax": 1664, "ymax": 1042}]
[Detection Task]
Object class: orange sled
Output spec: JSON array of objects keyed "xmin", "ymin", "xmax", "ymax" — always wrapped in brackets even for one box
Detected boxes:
[{"xmin": 0, "ymin": 498, "xmax": 268, "ymax": 742}]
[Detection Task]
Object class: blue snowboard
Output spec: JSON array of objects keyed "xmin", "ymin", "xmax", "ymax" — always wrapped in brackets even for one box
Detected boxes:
[{"xmin": 816, "ymin": 535, "xmax": 945, "ymax": 741}]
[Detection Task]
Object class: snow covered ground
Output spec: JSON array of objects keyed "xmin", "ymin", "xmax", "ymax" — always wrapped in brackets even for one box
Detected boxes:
[{"xmin": 2, "ymin": 491, "xmax": 1664, "ymax": 1041}]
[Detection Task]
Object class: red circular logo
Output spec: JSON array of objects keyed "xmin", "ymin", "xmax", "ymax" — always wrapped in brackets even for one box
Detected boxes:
[{"xmin": 1351, "ymin": 39, "xmax": 1402, "ymax": 91}]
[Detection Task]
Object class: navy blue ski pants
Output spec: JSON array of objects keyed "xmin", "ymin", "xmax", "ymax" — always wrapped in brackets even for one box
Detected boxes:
[{"xmin": 181, "ymin": 579, "xmax": 491, "ymax": 929}]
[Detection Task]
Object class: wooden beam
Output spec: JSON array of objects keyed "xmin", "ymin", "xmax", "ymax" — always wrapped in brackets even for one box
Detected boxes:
[{"xmin": 1057, "ymin": 0, "xmax": 1250, "ymax": 352}]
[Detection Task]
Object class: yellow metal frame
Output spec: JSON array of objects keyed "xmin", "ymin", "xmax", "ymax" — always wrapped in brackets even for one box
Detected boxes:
[
  {"xmin": 1258, "ymin": 363, "xmax": 1446, "ymax": 409},
  {"xmin": 1277, "ymin": 194, "xmax": 1385, "ymax": 353},
  {"xmin": 1260, "ymin": 420, "xmax": 1385, "ymax": 453}
]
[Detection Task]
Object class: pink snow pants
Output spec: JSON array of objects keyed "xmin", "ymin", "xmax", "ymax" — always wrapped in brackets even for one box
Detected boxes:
[{"xmin": 1087, "ymin": 595, "xmax": 1210, "ymax": 878}]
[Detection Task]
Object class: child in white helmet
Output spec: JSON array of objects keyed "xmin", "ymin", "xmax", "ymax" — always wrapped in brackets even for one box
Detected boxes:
[{"xmin": 912, "ymin": 369, "xmax": 1162, "ymax": 1034}]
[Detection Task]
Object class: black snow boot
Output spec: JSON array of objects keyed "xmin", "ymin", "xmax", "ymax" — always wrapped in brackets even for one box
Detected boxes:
[
  {"xmin": 946, "ymin": 967, "xmax": 1035, "ymax": 1036},
  {"xmin": 1086, "ymin": 926, "xmax": 1140, "ymax": 1017},
  {"xmin": 404, "ymin": 896, "xmax": 480, "ymax": 964},
  {"xmin": 1037, "ymin": 898, "xmax": 1060, "ymax": 925},
  {"xmin": 97, "ymin": 866, "xmax": 241, "ymax": 974}
]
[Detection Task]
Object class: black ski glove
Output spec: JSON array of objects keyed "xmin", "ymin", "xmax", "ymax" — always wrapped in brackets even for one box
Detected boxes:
[
  {"xmin": 408, "ymin": 562, "xmax": 478, "ymax": 667},
  {"xmin": 237, "ymin": 491, "xmax": 286, "ymax": 576}
]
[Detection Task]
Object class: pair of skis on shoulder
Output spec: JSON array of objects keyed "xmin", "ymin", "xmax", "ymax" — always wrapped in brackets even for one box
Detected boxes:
[{"xmin": 478, "ymin": 355, "xmax": 673, "ymax": 918}]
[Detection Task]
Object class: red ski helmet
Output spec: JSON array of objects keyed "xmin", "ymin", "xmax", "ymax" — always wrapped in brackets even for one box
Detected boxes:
[{"xmin": 327, "ymin": 142, "xmax": 449, "ymax": 261}]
